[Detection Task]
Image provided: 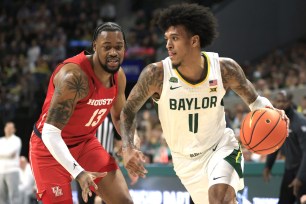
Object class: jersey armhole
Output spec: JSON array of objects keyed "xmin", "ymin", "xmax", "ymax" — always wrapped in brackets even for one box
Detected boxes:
[{"xmin": 156, "ymin": 60, "xmax": 168, "ymax": 105}]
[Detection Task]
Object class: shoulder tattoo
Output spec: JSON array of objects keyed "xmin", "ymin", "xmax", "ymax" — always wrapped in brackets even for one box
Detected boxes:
[
  {"xmin": 46, "ymin": 69, "xmax": 89, "ymax": 127},
  {"xmin": 139, "ymin": 63, "xmax": 163, "ymax": 95},
  {"xmin": 220, "ymin": 58, "xmax": 257, "ymax": 104},
  {"xmin": 220, "ymin": 59, "xmax": 242, "ymax": 87}
]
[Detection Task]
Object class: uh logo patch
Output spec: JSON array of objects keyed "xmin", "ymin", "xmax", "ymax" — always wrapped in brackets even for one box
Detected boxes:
[{"xmin": 52, "ymin": 186, "xmax": 63, "ymax": 197}]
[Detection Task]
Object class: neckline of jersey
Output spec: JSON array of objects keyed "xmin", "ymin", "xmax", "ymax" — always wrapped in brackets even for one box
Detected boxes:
[{"xmin": 173, "ymin": 52, "xmax": 210, "ymax": 87}]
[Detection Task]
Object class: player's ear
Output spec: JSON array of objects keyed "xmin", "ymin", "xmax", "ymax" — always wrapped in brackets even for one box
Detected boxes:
[
  {"xmin": 92, "ymin": 41, "xmax": 97, "ymax": 52},
  {"xmin": 191, "ymin": 35, "xmax": 200, "ymax": 47}
]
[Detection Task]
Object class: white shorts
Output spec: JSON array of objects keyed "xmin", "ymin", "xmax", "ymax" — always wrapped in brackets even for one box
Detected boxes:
[{"xmin": 171, "ymin": 132, "xmax": 244, "ymax": 204}]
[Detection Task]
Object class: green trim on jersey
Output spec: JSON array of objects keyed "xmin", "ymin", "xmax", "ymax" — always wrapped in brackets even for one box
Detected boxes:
[
  {"xmin": 153, "ymin": 100, "xmax": 159, "ymax": 116},
  {"xmin": 224, "ymin": 146, "xmax": 243, "ymax": 178}
]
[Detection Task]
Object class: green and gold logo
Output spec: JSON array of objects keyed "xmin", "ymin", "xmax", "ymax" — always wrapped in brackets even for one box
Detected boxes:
[
  {"xmin": 169, "ymin": 77, "xmax": 178, "ymax": 83},
  {"xmin": 210, "ymin": 87, "xmax": 217, "ymax": 92}
]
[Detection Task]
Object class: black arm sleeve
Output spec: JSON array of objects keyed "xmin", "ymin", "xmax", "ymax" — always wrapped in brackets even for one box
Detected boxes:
[{"xmin": 265, "ymin": 150, "xmax": 278, "ymax": 170}]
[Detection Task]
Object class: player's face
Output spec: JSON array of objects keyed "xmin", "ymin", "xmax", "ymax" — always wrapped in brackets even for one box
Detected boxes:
[
  {"xmin": 164, "ymin": 25, "xmax": 193, "ymax": 67},
  {"xmin": 274, "ymin": 93, "xmax": 290, "ymax": 110},
  {"xmin": 93, "ymin": 31, "xmax": 125, "ymax": 74}
]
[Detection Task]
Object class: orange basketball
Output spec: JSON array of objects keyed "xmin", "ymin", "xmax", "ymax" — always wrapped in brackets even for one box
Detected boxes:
[{"xmin": 240, "ymin": 108, "xmax": 287, "ymax": 155}]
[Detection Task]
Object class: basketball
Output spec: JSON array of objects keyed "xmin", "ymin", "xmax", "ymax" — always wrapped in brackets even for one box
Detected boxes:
[{"xmin": 240, "ymin": 108, "xmax": 287, "ymax": 155}]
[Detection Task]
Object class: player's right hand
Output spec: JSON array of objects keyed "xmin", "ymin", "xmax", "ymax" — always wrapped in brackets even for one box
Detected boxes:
[
  {"xmin": 262, "ymin": 167, "xmax": 271, "ymax": 182},
  {"xmin": 76, "ymin": 171, "xmax": 107, "ymax": 203},
  {"xmin": 122, "ymin": 146, "xmax": 147, "ymax": 178},
  {"xmin": 266, "ymin": 106, "xmax": 290, "ymax": 137}
]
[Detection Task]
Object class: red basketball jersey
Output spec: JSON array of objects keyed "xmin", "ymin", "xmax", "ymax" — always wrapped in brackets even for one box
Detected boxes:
[{"xmin": 35, "ymin": 51, "xmax": 118, "ymax": 146}]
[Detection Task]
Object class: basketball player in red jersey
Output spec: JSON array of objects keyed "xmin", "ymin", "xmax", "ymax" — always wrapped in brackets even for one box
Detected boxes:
[{"xmin": 29, "ymin": 22, "xmax": 133, "ymax": 204}]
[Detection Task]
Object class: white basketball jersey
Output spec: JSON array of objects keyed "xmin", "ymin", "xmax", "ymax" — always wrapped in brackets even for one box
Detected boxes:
[{"xmin": 155, "ymin": 52, "xmax": 228, "ymax": 156}]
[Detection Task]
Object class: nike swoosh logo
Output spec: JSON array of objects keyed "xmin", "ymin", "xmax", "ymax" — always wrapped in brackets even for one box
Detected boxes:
[
  {"xmin": 170, "ymin": 86, "xmax": 182, "ymax": 90},
  {"xmin": 73, "ymin": 162, "xmax": 77, "ymax": 170},
  {"xmin": 213, "ymin": 176, "xmax": 226, "ymax": 180}
]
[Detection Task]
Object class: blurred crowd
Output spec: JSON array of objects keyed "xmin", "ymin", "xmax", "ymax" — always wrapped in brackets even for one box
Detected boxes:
[
  {"xmin": 0, "ymin": 0, "xmax": 160, "ymax": 123},
  {"xmin": 243, "ymin": 42, "xmax": 306, "ymax": 95},
  {"xmin": 1, "ymin": 0, "xmax": 306, "ymax": 166}
]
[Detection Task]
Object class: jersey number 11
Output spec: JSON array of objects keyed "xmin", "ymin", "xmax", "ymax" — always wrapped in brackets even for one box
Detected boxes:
[{"xmin": 189, "ymin": 113, "xmax": 198, "ymax": 133}]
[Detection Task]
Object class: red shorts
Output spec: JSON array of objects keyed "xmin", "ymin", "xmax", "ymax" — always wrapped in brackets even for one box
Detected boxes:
[{"xmin": 29, "ymin": 132, "xmax": 118, "ymax": 203}]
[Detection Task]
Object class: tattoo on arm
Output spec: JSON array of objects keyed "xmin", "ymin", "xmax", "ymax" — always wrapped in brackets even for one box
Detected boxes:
[
  {"xmin": 121, "ymin": 63, "xmax": 163, "ymax": 148},
  {"xmin": 47, "ymin": 99, "xmax": 74, "ymax": 125},
  {"xmin": 221, "ymin": 58, "xmax": 257, "ymax": 105},
  {"xmin": 66, "ymin": 74, "xmax": 88, "ymax": 101},
  {"xmin": 46, "ymin": 68, "xmax": 89, "ymax": 129}
]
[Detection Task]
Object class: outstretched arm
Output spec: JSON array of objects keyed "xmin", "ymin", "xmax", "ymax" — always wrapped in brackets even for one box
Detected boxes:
[
  {"xmin": 120, "ymin": 62, "xmax": 163, "ymax": 177},
  {"xmin": 43, "ymin": 63, "xmax": 89, "ymax": 178},
  {"xmin": 220, "ymin": 57, "xmax": 289, "ymax": 132},
  {"xmin": 120, "ymin": 62, "xmax": 163, "ymax": 149},
  {"xmin": 263, "ymin": 149, "xmax": 278, "ymax": 182}
]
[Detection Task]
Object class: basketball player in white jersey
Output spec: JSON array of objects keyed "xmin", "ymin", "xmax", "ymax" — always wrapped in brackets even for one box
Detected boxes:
[{"xmin": 120, "ymin": 3, "xmax": 289, "ymax": 204}]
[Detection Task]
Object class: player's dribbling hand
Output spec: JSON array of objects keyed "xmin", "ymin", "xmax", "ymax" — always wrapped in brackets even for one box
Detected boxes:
[
  {"xmin": 76, "ymin": 171, "xmax": 107, "ymax": 203},
  {"xmin": 122, "ymin": 146, "xmax": 147, "ymax": 178},
  {"xmin": 266, "ymin": 106, "xmax": 290, "ymax": 137}
]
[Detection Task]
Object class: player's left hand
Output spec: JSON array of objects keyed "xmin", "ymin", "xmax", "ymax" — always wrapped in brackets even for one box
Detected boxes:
[
  {"xmin": 288, "ymin": 177, "xmax": 303, "ymax": 196},
  {"xmin": 115, "ymin": 134, "xmax": 141, "ymax": 157},
  {"xmin": 266, "ymin": 106, "xmax": 290, "ymax": 137},
  {"xmin": 128, "ymin": 172, "xmax": 139, "ymax": 185},
  {"xmin": 122, "ymin": 146, "xmax": 147, "ymax": 178},
  {"xmin": 76, "ymin": 171, "xmax": 107, "ymax": 203}
]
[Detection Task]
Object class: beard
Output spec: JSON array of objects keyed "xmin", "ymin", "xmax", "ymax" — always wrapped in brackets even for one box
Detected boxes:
[{"xmin": 98, "ymin": 56, "xmax": 121, "ymax": 74}]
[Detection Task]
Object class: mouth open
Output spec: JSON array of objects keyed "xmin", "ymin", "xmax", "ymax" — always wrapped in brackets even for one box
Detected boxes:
[{"xmin": 107, "ymin": 58, "xmax": 119, "ymax": 67}]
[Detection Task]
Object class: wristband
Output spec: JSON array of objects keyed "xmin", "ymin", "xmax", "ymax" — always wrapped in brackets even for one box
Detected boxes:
[{"xmin": 249, "ymin": 96, "xmax": 273, "ymax": 112}]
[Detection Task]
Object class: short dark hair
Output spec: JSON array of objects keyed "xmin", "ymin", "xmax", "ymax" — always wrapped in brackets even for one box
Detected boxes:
[
  {"xmin": 92, "ymin": 22, "xmax": 127, "ymax": 48},
  {"xmin": 155, "ymin": 3, "xmax": 218, "ymax": 48}
]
